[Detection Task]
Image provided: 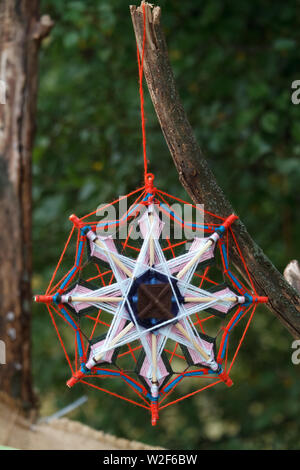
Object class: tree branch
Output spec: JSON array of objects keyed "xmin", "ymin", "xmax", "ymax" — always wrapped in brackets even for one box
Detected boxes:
[
  {"xmin": 32, "ymin": 15, "xmax": 54, "ymax": 42},
  {"xmin": 130, "ymin": 2, "xmax": 300, "ymax": 338},
  {"xmin": 284, "ymin": 261, "xmax": 300, "ymax": 294}
]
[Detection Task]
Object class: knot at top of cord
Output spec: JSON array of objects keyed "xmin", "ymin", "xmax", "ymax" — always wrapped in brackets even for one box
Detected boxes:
[{"xmin": 145, "ymin": 173, "xmax": 155, "ymax": 193}]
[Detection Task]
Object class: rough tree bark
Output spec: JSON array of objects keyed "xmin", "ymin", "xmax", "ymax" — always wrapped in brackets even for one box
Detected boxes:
[
  {"xmin": 0, "ymin": 1, "xmax": 53, "ymax": 410},
  {"xmin": 130, "ymin": 2, "xmax": 300, "ymax": 338}
]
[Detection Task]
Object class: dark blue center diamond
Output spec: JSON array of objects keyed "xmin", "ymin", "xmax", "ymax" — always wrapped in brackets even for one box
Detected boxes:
[{"xmin": 127, "ymin": 270, "xmax": 184, "ymax": 330}]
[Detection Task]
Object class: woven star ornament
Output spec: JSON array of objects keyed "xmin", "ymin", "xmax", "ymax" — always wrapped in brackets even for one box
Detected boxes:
[{"xmin": 35, "ymin": 174, "xmax": 267, "ymax": 425}]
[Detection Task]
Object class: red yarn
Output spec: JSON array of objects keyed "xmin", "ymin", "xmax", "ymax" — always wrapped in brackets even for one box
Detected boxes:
[{"xmin": 137, "ymin": 3, "xmax": 149, "ymax": 184}]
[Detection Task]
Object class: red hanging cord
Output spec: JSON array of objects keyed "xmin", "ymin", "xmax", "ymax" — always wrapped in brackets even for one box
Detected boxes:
[{"xmin": 137, "ymin": 3, "xmax": 149, "ymax": 183}]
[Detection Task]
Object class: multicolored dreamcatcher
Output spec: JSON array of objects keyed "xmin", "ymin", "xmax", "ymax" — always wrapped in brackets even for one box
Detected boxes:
[{"xmin": 35, "ymin": 5, "xmax": 268, "ymax": 425}]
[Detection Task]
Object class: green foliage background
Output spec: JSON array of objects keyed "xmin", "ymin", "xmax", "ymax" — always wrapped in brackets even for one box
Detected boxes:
[{"xmin": 33, "ymin": 0, "xmax": 300, "ymax": 449}]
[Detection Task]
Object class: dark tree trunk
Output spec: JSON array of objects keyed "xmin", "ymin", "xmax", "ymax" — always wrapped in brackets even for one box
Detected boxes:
[
  {"xmin": 0, "ymin": 0, "xmax": 52, "ymax": 410},
  {"xmin": 130, "ymin": 2, "xmax": 300, "ymax": 338}
]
